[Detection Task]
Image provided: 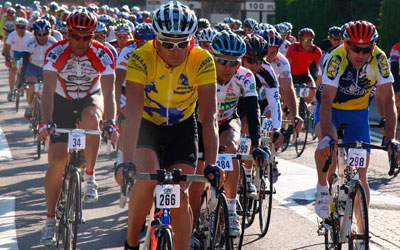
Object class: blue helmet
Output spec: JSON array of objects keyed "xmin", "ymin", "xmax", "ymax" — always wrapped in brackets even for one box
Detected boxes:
[
  {"xmin": 134, "ymin": 23, "xmax": 155, "ymax": 42},
  {"xmin": 33, "ymin": 19, "xmax": 51, "ymax": 32},
  {"xmin": 197, "ymin": 27, "xmax": 218, "ymax": 42},
  {"xmin": 95, "ymin": 22, "xmax": 107, "ymax": 33},
  {"xmin": 212, "ymin": 30, "xmax": 246, "ymax": 57},
  {"xmin": 99, "ymin": 14, "xmax": 114, "ymax": 26},
  {"xmin": 259, "ymin": 29, "xmax": 282, "ymax": 48}
]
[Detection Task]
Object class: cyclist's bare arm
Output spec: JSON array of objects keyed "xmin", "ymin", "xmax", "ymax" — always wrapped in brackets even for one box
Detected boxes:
[
  {"xmin": 3, "ymin": 43, "xmax": 10, "ymax": 60},
  {"xmin": 122, "ymin": 80, "xmax": 144, "ymax": 162},
  {"xmin": 318, "ymin": 84, "xmax": 337, "ymax": 159},
  {"xmin": 197, "ymin": 83, "xmax": 218, "ymax": 166},
  {"xmin": 114, "ymin": 68, "xmax": 126, "ymax": 113},
  {"xmin": 101, "ymin": 74, "xmax": 116, "ymax": 121},
  {"xmin": 376, "ymin": 82, "xmax": 396, "ymax": 140},
  {"xmin": 39, "ymin": 70, "xmax": 57, "ymax": 140}
]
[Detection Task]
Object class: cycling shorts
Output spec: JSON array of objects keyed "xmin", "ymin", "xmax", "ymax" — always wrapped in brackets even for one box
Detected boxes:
[
  {"xmin": 314, "ymin": 101, "xmax": 371, "ymax": 151},
  {"xmin": 198, "ymin": 117, "xmax": 241, "ymax": 153},
  {"xmin": 26, "ymin": 63, "xmax": 43, "ymax": 79},
  {"xmin": 11, "ymin": 51, "xmax": 23, "ymax": 67},
  {"xmin": 292, "ymin": 73, "xmax": 313, "ymax": 85},
  {"xmin": 137, "ymin": 113, "xmax": 198, "ymax": 169},
  {"xmin": 51, "ymin": 91, "xmax": 103, "ymax": 143}
]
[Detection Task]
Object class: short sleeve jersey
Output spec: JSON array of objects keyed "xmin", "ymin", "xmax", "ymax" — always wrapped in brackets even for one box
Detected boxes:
[
  {"xmin": 116, "ymin": 42, "xmax": 136, "ymax": 87},
  {"xmin": 322, "ymin": 45, "xmax": 393, "ymax": 110},
  {"xmin": 125, "ymin": 41, "xmax": 216, "ymax": 126},
  {"xmin": 286, "ymin": 42, "xmax": 322, "ymax": 76},
  {"xmin": 24, "ymin": 35, "xmax": 57, "ymax": 67},
  {"xmin": 43, "ymin": 40, "xmax": 115, "ymax": 100},
  {"xmin": 271, "ymin": 52, "xmax": 292, "ymax": 80},
  {"xmin": 217, "ymin": 66, "xmax": 258, "ymax": 124},
  {"xmin": 279, "ymin": 39, "xmax": 291, "ymax": 56},
  {"xmin": 6, "ymin": 30, "xmax": 33, "ymax": 52}
]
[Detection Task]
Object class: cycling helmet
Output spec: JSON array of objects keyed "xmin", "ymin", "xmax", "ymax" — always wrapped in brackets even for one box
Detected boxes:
[
  {"xmin": 281, "ymin": 21, "xmax": 293, "ymax": 30},
  {"xmin": 259, "ymin": 29, "xmax": 282, "ymax": 48},
  {"xmin": 152, "ymin": 1, "xmax": 198, "ymax": 39},
  {"xmin": 121, "ymin": 5, "xmax": 130, "ymax": 13},
  {"xmin": 100, "ymin": 5, "xmax": 109, "ymax": 13},
  {"xmin": 214, "ymin": 22, "xmax": 230, "ymax": 32},
  {"xmin": 328, "ymin": 26, "xmax": 342, "ymax": 36},
  {"xmin": 4, "ymin": 2, "xmax": 12, "ymax": 8},
  {"xmin": 32, "ymin": 19, "xmax": 51, "ymax": 32},
  {"xmin": 57, "ymin": 21, "xmax": 68, "ymax": 32},
  {"xmin": 196, "ymin": 27, "xmax": 218, "ymax": 42},
  {"xmin": 30, "ymin": 11, "xmax": 41, "ymax": 20},
  {"xmin": 131, "ymin": 6, "xmax": 140, "ymax": 13},
  {"xmin": 298, "ymin": 28, "xmax": 315, "ymax": 38},
  {"xmin": 275, "ymin": 23, "xmax": 289, "ymax": 33},
  {"xmin": 14, "ymin": 4, "xmax": 21, "ymax": 10},
  {"xmin": 342, "ymin": 20, "xmax": 378, "ymax": 44},
  {"xmin": 43, "ymin": 14, "xmax": 56, "ymax": 25},
  {"xmin": 67, "ymin": 8, "xmax": 98, "ymax": 32},
  {"xmin": 243, "ymin": 18, "xmax": 258, "ymax": 30},
  {"xmin": 95, "ymin": 22, "xmax": 107, "ymax": 33},
  {"xmin": 233, "ymin": 19, "xmax": 242, "ymax": 28},
  {"xmin": 15, "ymin": 17, "xmax": 28, "ymax": 26},
  {"xmin": 142, "ymin": 10, "xmax": 151, "ymax": 19},
  {"xmin": 212, "ymin": 30, "xmax": 246, "ymax": 57},
  {"xmin": 118, "ymin": 11, "xmax": 129, "ymax": 20},
  {"xmin": 114, "ymin": 22, "xmax": 131, "ymax": 34},
  {"xmin": 198, "ymin": 18, "xmax": 211, "ymax": 30},
  {"xmin": 244, "ymin": 34, "xmax": 268, "ymax": 59},
  {"xmin": 128, "ymin": 14, "xmax": 137, "ymax": 23},
  {"xmin": 49, "ymin": 2, "xmax": 58, "ymax": 12},
  {"xmin": 224, "ymin": 17, "xmax": 234, "ymax": 25},
  {"xmin": 134, "ymin": 23, "xmax": 155, "ymax": 42},
  {"xmin": 6, "ymin": 7, "xmax": 15, "ymax": 15},
  {"xmin": 98, "ymin": 14, "xmax": 113, "ymax": 26},
  {"xmin": 86, "ymin": 4, "xmax": 97, "ymax": 13}
]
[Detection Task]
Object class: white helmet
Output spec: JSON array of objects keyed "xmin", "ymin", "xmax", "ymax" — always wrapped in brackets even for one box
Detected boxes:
[
  {"xmin": 152, "ymin": 1, "xmax": 197, "ymax": 39},
  {"xmin": 197, "ymin": 28, "xmax": 218, "ymax": 42},
  {"xmin": 16, "ymin": 17, "xmax": 29, "ymax": 26}
]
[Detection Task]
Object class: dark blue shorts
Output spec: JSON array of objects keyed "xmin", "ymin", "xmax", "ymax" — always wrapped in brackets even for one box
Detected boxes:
[{"xmin": 26, "ymin": 63, "xmax": 43, "ymax": 79}]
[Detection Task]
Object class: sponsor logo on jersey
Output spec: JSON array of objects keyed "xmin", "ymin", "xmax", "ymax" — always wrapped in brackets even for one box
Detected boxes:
[
  {"xmin": 377, "ymin": 53, "xmax": 390, "ymax": 78},
  {"xmin": 46, "ymin": 43, "xmax": 64, "ymax": 63},
  {"xmin": 246, "ymin": 72, "xmax": 252, "ymax": 77},
  {"xmin": 327, "ymin": 55, "xmax": 341, "ymax": 80}
]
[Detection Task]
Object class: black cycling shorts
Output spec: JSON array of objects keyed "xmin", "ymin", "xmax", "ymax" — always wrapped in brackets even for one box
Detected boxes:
[
  {"xmin": 198, "ymin": 117, "xmax": 241, "ymax": 153},
  {"xmin": 51, "ymin": 92, "xmax": 102, "ymax": 143},
  {"xmin": 292, "ymin": 73, "xmax": 313, "ymax": 85},
  {"xmin": 137, "ymin": 113, "xmax": 198, "ymax": 169}
]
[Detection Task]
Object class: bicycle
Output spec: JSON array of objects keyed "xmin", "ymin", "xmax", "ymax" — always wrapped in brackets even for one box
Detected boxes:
[
  {"xmin": 12, "ymin": 60, "xmax": 25, "ymax": 112},
  {"xmin": 54, "ymin": 127, "xmax": 103, "ymax": 250},
  {"xmin": 317, "ymin": 124, "xmax": 388, "ymax": 250},
  {"xmin": 123, "ymin": 168, "xmax": 221, "ymax": 250},
  {"xmin": 27, "ymin": 80, "xmax": 44, "ymax": 159}
]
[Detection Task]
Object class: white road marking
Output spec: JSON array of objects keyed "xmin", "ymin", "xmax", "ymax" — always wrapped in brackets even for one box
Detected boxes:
[
  {"xmin": 0, "ymin": 197, "xmax": 19, "ymax": 250},
  {"xmin": 274, "ymin": 158, "xmax": 400, "ymax": 249},
  {"xmin": 0, "ymin": 127, "xmax": 12, "ymax": 161}
]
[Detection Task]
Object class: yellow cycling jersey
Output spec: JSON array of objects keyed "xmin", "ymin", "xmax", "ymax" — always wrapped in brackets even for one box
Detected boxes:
[
  {"xmin": 126, "ymin": 41, "xmax": 216, "ymax": 126},
  {"xmin": 321, "ymin": 44, "xmax": 393, "ymax": 110}
]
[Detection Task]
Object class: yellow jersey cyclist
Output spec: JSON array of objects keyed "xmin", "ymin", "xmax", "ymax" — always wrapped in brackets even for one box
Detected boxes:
[
  {"xmin": 38, "ymin": 8, "xmax": 119, "ymax": 247},
  {"xmin": 117, "ymin": 2, "xmax": 219, "ymax": 249},
  {"xmin": 314, "ymin": 21, "xmax": 399, "ymax": 231},
  {"xmin": 191, "ymin": 31, "xmax": 270, "ymax": 237}
]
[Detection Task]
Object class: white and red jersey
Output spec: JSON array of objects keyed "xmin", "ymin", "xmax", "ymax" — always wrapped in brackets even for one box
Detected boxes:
[
  {"xmin": 116, "ymin": 41, "xmax": 137, "ymax": 87},
  {"xmin": 43, "ymin": 40, "xmax": 115, "ymax": 100},
  {"xmin": 24, "ymin": 35, "xmax": 57, "ymax": 67}
]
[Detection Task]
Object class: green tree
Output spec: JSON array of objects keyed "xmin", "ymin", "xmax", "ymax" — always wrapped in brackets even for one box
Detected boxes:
[{"xmin": 378, "ymin": 0, "xmax": 400, "ymax": 54}]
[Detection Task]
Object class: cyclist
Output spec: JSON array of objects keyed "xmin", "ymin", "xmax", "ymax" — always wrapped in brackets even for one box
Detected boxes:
[
  {"xmin": 286, "ymin": 28, "xmax": 322, "ymax": 103},
  {"xmin": 15, "ymin": 4, "xmax": 27, "ymax": 19},
  {"xmin": 93, "ymin": 21, "xmax": 118, "ymax": 60},
  {"xmin": 260, "ymin": 29, "xmax": 304, "ymax": 135},
  {"xmin": 117, "ymin": 2, "xmax": 219, "ymax": 249},
  {"xmin": 110, "ymin": 21, "xmax": 133, "ymax": 53},
  {"xmin": 0, "ymin": 7, "xmax": 16, "ymax": 43},
  {"xmin": 98, "ymin": 14, "xmax": 116, "ymax": 43},
  {"xmin": 389, "ymin": 41, "xmax": 400, "ymax": 115},
  {"xmin": 319, "ymin": 26, "xmax": 342, "ymax": 53},
  {"xmin": 18, "ymin": 19, "xmax": 57, "ymax": 120},
  {"xmin": 243, "ymin": 17, "xmax": 258, "ymax": 36},
  {"xmin": 133, "ymin": 23, "xmax": 154, "ymax": 48},
  {"xmin": 38, "ymin": 8, "xmax": 118, "ymax": 247},
  {"xmin": 196, "ymin": 27, "xmax": 217, "ymax": 54},
  {"xmin": 43, "ymin": 13, "xmax": 63, "ymax": 41},
  {"xmin": 275, "ymin": 23, "xmax": 291, "ymax": 56},
  {"xmin": 4, "ymin": 17, "xmax": 32, "ymax": 101},
  {"xmin": 314, "ymin": 22, "xmax": 397, "ymax": 249},
  {"xmin": 282, "ymin": 21, "xmax": 296, "ymax": 43},
  {"xmin": 191, "ymin": 31, "xmax": 270, "ymax": 237}
]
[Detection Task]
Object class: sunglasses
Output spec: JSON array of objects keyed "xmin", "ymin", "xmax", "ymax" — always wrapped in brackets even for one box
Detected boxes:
[
  {"xmin": 330, "ymin": 36, "xmax": 342, "ymax": 42},
  {"xmin": 244, "ymin": 57, "xmax": 263, "ymax": 65},
  {"xmin": 94, "ymin": 34, "xmax": 106, "ymax": 40},
  {"xmin": 301, "ymin": 38, "xmax": 313, "ymax": 43},
  {"xmin": 214, "ymin": 56, "xmax": 240, "ymax": 67},
  {"xmin": 16, "ymin": 26, "xmax": 26, "ymax": 30},
  {"xmin": 36, "ymin": 32, "xmax": 49, "ymax": 37},
  {"xmin": 70, "ymin": 33, "xmax": 93, "ymax": 42},
  {"xmin": 158, "ymin": 39, "xmax": 190, "ymax": 50},
  {"xmin": 349, "ymin": 44, "xmax": 373, "ymax": 54}
]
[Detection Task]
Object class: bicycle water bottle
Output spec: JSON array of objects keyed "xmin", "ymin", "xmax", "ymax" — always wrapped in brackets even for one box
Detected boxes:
[{"xmin": 337, "ymin": 148, "xmax": 346, "ymax": 185}]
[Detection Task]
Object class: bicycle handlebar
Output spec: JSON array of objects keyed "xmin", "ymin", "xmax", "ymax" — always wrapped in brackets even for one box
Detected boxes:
[{"xmin": 54, "ymin": 128, "xmax": 103, "ymax": 136}]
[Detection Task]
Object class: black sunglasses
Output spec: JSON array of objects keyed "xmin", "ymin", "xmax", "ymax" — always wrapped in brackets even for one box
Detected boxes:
[
  {"xmin": 214, "ymin": 56, "xmax": 240, "ymax": 67},
  {"xmin": 16, "ymin": 26, "xmax": 26, "ymax": 30},
  {"xmin": 244, "ymin": 57, "xmax": 263, "ymax": 65},
  {"xmin": 349, "ymin": 44, "xmax": 373, "ymax": 54},
  {"xmin": 158, "ymin": 39, "xmax": 190, "ymax": 50},
  {"xmin": 36, "ymin": 32, "xmax": 49, "ymax": 37}
]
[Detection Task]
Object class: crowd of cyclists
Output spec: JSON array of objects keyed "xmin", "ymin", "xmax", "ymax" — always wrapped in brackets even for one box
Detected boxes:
[{"xmin": 2, "ymin": 0, "xmax": 400, "ymax": 249}]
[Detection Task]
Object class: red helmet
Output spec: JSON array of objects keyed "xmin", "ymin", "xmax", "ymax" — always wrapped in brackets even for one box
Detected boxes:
[
  {"xmin": 67, "ymin": 8, "xmax": 98, "ymax": 32},
  {"xmin": 342, "ymin": 21, "xmax": 378, "ymax": 44}
]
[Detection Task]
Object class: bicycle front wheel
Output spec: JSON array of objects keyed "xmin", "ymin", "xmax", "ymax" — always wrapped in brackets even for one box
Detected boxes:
[
  {"xmin": 231, "ymin": 164, "xmax": 247, "ymax": 249},
  {"xmin": 259, "ymin": 163, "xmax": 273, "ymax": 237},
  {"xmin": 348, "ymin": 182, "xmax": 369, "ymax": 250},
  {"xmin": 156, "ymin": 228, "xmax": 173, "ymax": 250},
  {"xmin": 210, "ymin": 193, "xmax": 231, "ymax": 250},
  {"xmin": 295, "ymin": 101, "xmax": 310, "ymax": 157},
  {"xmin": 62, "ymin": 170, "xmax": 80, "ymax": 250}
]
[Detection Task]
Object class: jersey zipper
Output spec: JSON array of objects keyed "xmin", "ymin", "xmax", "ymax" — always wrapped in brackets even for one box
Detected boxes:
[
  {"xmin": 77, "ymin": 57, "xmax": 81, "ymax": 100},
  {"xmin": 166, "ymin": 68, "xmax": 173, "ymax": 125}
]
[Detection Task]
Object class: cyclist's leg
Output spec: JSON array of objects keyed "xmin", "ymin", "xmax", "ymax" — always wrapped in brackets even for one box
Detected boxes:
[
  {"xmin": 305, "ymin": 76, "xmax": 316, "ymax": 103},
  {"xmin": 9, "ymin": 63, "xmax": 17, "ymax": 91},
  {"xmin": 189, "ymin": 159, "xmax": 205, "ymax": 226},
  {"xmin": 25, "ymin": 76, "xmax": 36, "ymax": 119},
  {"xmin": 126, "ymin": 148, "xmax": 159, "ymax": 247}
]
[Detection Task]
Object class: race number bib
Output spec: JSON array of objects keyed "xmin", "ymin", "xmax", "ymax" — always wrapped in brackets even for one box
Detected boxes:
[
  {"xmin": 68, "ymin": 133, "xmax": 85, "ymax": 150},
  {"xmin": 347, "ymin": 148, "xmax": 367, "ymax": 168},
  {"xmin": 155, "ymin": 184, "xmax": 180, "ymax": 209},
  {"xmin": 261, "ymin": 117, "xmax": 273, "ymax": 134},
  {"xmin": 299, "ymin": 87, "xmax": 309, "ymax": 98},
  {"xmin": 237, "ymin": 136, "xmax": 251, "ymax": 154},
  {"xmin": 217, "ymin": 154, "xmax": 234, "ymax": 171},
  {"xmin": 34, "ymin": 83, "xmax": 43, "ymax": 93}
]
